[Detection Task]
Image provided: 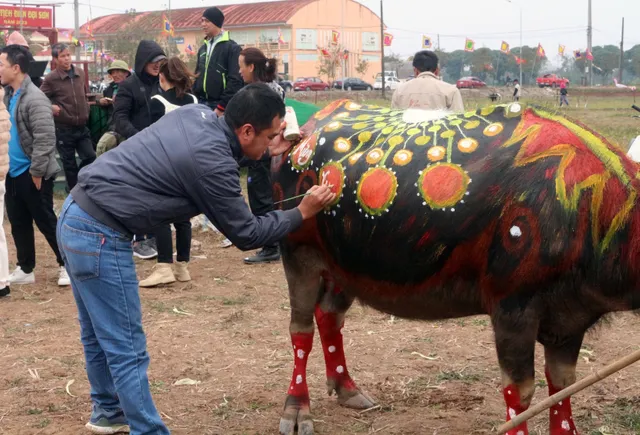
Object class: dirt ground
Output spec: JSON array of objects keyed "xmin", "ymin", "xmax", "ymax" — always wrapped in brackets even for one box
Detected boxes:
[{"xmin": 0, "ymin": 216, "xmax": 638, "ymax": 435}]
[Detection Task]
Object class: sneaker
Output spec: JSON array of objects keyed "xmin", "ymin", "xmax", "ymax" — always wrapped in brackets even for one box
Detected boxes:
[
  {"xmin": 0, "ymin": 286, "xmax": 9, "ymax": 298},
  {"xmin": 86, "ymin": 408, "xmax": 130, "ymax": 434},
  {"xmin": 244, "ymin": 246, "xmax": 281, "ymax": 264},
  {"xmin": 219, "ymin": 238, "xmax": 233, "ymax": 248},
  {"xmin": 174, "ymin": 261, "xmax": 191, "ymax": 282},
  {"xmin": 58, "ymin": 266, "xmax": 71, "ymax": 286},
  {"xmin": 8, "ymin": 266, "xmax": 35, "ymax": 285},
  {"xmin": 139, "ymin": 263, "xmax": 175, "ymax": 287},
  {"xmin": 133, "ymin": 240, "xmax": 158, "ymax": 260}
]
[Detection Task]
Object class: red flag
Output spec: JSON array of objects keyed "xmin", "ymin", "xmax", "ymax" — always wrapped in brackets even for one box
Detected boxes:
[
  {"xmin": 586, "ymin": 50, "xmax": 594, "ymax": 61},
  {"xmin": 536, "ymin": 43, "xmax": 546, "ymax": 58}
]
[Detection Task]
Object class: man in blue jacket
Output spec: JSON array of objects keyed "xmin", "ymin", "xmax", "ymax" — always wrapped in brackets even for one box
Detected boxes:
[{"xmin": 56, "ymin": 84, "xmax": 334, "ymax": 434}]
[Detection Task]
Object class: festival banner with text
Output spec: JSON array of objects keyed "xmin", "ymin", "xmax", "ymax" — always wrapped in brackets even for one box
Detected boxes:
[{"xmin": 0, "ymin": 6, "xmax": 53, "ymax": 28}]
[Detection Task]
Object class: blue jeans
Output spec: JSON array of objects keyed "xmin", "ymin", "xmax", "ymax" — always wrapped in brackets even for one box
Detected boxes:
[{"xmin": 57, "ymin": 196, "xmax": 169, "ymax": 435}]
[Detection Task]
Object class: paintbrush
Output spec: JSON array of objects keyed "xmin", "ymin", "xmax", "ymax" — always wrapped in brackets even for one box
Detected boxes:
[{"xmin": 273, "ymin": 193, "xmax": 311, "ymax": 205}]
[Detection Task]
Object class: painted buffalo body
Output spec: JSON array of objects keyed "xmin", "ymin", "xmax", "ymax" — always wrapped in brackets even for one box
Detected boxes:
[{"xmin": 271, "ymin": 100, "xmax": 640, "ymax": 435}]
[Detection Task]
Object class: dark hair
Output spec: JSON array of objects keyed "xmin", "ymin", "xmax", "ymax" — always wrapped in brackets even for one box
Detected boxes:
[
  {"xmin": 225, "ymin": 83, "xmax": 285, "ymax": 133},
  {"xmin": 240, "ymin": 47, "xmax": 278, "ymax": 83},
  {"xmin": 1, "ymin": 44, "xmax": 30, "ymax": 74},
  {"xmin": 413, "ymin": 50, "xmax": 439, "ymax": 73},
  {"xmin": 52, "ymin": 43, "xmax": 69, "ymax": 59},
  {"xmin": 159, "ymin": 57, "xmax": 197, "ymax": 98}
]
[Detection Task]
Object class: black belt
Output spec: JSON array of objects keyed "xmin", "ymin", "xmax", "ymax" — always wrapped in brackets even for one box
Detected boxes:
[{"xmin": 70, "ymin": 185, "xmax": 134, "ymax": 239}]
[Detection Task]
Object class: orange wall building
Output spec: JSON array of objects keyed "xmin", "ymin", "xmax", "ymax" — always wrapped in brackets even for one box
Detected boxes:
[{"xmin": 83, "ymin": 0, "xmax": 383, "ymax": 82}]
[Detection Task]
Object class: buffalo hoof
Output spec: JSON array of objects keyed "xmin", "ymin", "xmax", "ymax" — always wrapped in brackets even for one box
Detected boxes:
[
  {"xmin": 337, "ymin": 389, "xmax": 377, "ymax": 410},
  {"xmin": 280, "ymin": 395, "xmax": 314, "ymax": 435}
]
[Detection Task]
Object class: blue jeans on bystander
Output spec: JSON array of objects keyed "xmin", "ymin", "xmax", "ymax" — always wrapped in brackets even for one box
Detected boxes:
[{"xmin": 57, "ymin": 196, "xmax": 169, "ymax": 435}]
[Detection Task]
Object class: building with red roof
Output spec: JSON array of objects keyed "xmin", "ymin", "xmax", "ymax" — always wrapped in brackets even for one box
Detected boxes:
[{"xmin": 81, "ymin": 0, "xmax": 383, "ymax": 82}]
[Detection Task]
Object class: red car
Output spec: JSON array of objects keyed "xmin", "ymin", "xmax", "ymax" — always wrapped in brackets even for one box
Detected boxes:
[
  {"xmin": 456, "ymin": 76, "xmax": 487, "ymax": 89},
  {"xmin": 293, "ymin": 77, "xmax": 330, "ymax": 91},
  {"xmin": 536, "ymin": 74, "xmax": 570, "ymax": 88}
]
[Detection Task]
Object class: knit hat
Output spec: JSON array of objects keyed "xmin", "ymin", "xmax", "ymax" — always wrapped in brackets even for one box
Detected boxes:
[
  {"xmin": 202, "ymin": 7, "xmax": 224, "ymax": 28},
  {"xmin": 108, "ymin": 60, "xmax": 130, "ymax": 74}
]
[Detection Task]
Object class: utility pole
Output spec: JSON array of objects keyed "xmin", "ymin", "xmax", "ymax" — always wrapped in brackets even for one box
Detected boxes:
[
  {"xmin": 341, "ymin": 0, "xmax": 345, "ymax": 81},
  {"xmin": 19, "ymin": 0, "xmax": 23, "ymax": 33},
  {"xmin": 437, "ymin": 34, "xmax": 440, "ymax": 50},
  {"xmin": 74, "ymin": 0, "xmax": 80, "ymax": 61},
  {"xmin": 619, "ymin": 17, "xmax": 624, "ymax": 83},
  {"xmin": 519, "ymin": 6, "xmax": 522, "ymax": 86},
  {"xmin": 587, "ymin": 0, "xmax": 592, "ymax": 86},
  {"xmin": 380, "ymin": 0, "xmax": 385, "ymax": 98}
]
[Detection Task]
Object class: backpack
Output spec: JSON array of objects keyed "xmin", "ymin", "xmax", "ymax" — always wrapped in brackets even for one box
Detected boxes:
[{"xmin": 151, "ymin": 93, "xmax": 198, "ymax": 114}]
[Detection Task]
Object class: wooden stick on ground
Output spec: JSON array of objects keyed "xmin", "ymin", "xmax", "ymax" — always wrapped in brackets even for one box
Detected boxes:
[{"xmin": 497, "ymin": 348, "xmax": 640, "ymax": 435}]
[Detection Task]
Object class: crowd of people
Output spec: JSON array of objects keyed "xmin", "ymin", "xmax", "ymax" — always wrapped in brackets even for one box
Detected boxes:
[{"xmin": 0, "ymin": 10, "xmax": 485, "ymax": 433}]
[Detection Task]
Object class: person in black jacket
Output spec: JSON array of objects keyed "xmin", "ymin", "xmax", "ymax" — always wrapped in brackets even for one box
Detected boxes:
[
  {"xmin": 140, "ymin": 57, "xmax": 197, "ymax": 288},
  {"xmin": 112, "ymin": 40, "xmax": 166, "ymax": 260},
  {"xmin": 193, "ymin": 7, "xmax": 243, "ymax": 116},
  {"xmin": 113, "ymin": 40, "xmax": 165, "ymax": 140}
]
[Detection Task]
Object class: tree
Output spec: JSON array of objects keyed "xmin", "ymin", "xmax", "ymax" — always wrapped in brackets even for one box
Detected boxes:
[
  {"xmin": 105, "ymin": 14, "xmax": 154, "ymax": 68},
  {"xmin": 383, "ymin": 52, "xmax": 403, "ymax": 75},
  {"xmin": 355, "ymin": 58, "xmax": 369, "ymax": 76},
  {"xmin": 316, "ymin": 44, "xmax": 345, "ymax": 83}
]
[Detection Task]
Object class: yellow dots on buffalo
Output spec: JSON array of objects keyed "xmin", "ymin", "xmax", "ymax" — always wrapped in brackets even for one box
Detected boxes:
[
  {"xmin": 358, "ymin": 131, "xmax": 373, "ymax": 143},
  {"xmin": 366, "ymin": 148, "xmax": 384, "ymax": 164},
  {"xmin": 415, "ymin": 136, "xmax": 431, "ymax": 146},
  {"xmin": 464, "ymin": 120, "xmax": 480, "ymax": 130},
  {"xmin": 458, "ymin": 138, "xmax": 479, "ymax": 153},
  {"xmin": 388, "ymin": 136, "xmax": 405, "ymax": 147},
  {"xmin": 393, "ymin": 150, "xmax": 413, "ymax": 166},
  {"xmin": 334, "ymin": 137, "xmax": 352, "ymax": 153},
  {"xmin": 428, "ymin": 146, "xmax": 446, "ymax": 162},
  {"xmin": 484, "ymin": 123, "xmax": 504, "ymax": 136},
  {"xmin": 441, "ymin": 130, "xmax": 456, "ymax": 139}
]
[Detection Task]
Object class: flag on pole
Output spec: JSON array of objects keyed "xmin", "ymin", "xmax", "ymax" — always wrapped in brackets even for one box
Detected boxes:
[
  {"xmin": 162, "ymin": 14, "xmax": 175, "ymax": 37},
  {"xmin": 278, "ymin": 28, "xmax": 285, "ymax": 45},
  {"xmin": 331, "ymin": 30, "xmax": 340, "ymax": 45},
  {"xmin": 500, "ymin": 41, "xmax": 510, "ymax": 53},
  {"xmin": 383, "ymin": 33, "xmax": 393, "ymax": 47},
  {"xmin": 586, "ymin": 49, "xmax": 594, "ymax": 61},
  {"xmin": 422, "ymin": 35, "xmax": 432, "ymax": 49},
  {"xmin": 574, "ymin": 49, "xmax": 582, "ymax": 59},
  {"xmin": 86, "ymin": 19, "xmax": 94, "ymax": 39},
  {"xmin": 185, "ymin": 44, "xmax": 195, "ymax": 55},
  {"xmin": 536, "ymin": 43, "xmax": 546, "ymax": 57},
  {"xmin": 558, "ymin": 44, "xmax": 566, "ymax": 56},
  {"xmin": 513, "ymin": 55, "xmax": 526, "ymax": 65},
  {"xmin": 464, "ymin": 38, "xmax": 475, "ymax": 52}
]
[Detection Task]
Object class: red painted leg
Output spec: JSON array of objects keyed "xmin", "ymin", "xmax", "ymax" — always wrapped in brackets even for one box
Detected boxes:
[
  {"xmin": 287, "ymin": 332, "xmax": 313, "ymax": 401},
  {"xmin": 503, "ymin": 384, "xmax": 530, "ymax": 435},
  {"xmin": 546, "ymin": 369, "xmax": 579, "ymax": 435},
  {"xmin": 280, "ymin": 332, "xmax": 314, "ymax": 435},
  {"xmin": 314, "ymin": 304, "xmax": 375, "ymax": 409}
]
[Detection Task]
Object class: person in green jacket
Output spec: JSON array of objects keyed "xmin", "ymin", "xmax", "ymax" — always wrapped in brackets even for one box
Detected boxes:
[{"xmin": 193, "ymin": 7, "xmax": 243, "ymax": 116}]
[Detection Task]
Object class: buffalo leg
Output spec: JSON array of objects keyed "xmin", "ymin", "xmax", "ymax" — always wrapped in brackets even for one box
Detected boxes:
[
  {"xmin": 492, "ymin": 308, "xmax": 538, "ymax": 435},
  {"xmin": 544, "ymin": 335, "xmax": 583, "ymax": 435},
  {"xmin": 279, "ymin": 244, "xmax": 325, "ymax": 435},
  {"xmin": 315, "ymin": 275, "xmax": 375, "ymax": 409}
]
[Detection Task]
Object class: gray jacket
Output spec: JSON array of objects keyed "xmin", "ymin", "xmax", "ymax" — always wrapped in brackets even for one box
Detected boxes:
[
  {"xmin": 73, "ymin": 104, "xmax": 302, "ymax": 249},
  {"xmin": 3, "ymin": 76, "xmax": 59, "ymax": 179}
]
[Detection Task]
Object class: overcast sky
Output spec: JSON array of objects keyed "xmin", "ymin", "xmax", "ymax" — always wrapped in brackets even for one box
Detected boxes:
[{"xmin": 53, "ymin": 0, "xmax": 638, "ymax": 58}]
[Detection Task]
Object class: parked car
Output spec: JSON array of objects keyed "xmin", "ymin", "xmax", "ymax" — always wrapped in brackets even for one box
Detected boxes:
[
  {"xmin": 456, "ymin": 77, "xmax": 487, "ymax": 89},
  {"xmin": 293, "ymin": 77, "xmax": 330, "ymax": 91},
  {"xmin": 373, "ymin": 76, "xmax": 401, "ymax": 90},
  {"xmin": 536, "ymin": 74, "xmax": 570, "ymax": 88},
  {"xmin": 277, "ymin": 75, "xmax": 293, "ymax": 92},
  {"xmin": 333, "ymin": 77, "xmax": 373, "ymax": 91}
]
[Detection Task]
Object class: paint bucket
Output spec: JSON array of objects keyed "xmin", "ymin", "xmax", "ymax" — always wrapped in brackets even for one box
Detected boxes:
[{"xmin": 283, "ymin": 106, "xmax": 301, "ymax": 141}]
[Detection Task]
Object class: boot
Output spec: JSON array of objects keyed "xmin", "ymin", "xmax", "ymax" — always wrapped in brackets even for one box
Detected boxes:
[
  {"xmin": 139, "ymin": 263, "xmax": 175, "ymax": 287},
  {"xmin": 244, "ymin": 246, "xmax": 281, "ymax": 264},
  {"xmin": 174, "ymin": 261, "xmax": 191, "ymax": 282}
]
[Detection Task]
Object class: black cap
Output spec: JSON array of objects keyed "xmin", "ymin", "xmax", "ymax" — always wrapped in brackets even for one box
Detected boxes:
[{"xmin": 203, "ymin": 7, "xmax": 224, "ymax": 28}]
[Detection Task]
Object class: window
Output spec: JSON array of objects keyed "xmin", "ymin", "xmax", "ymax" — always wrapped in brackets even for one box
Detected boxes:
[
  {"xmin": 362, "ymin": 32, "xmax": 379, "ymax": 51},
  {"xmin": 296, "ymin": 29, "xmax": 317, "ymax": 50}
]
